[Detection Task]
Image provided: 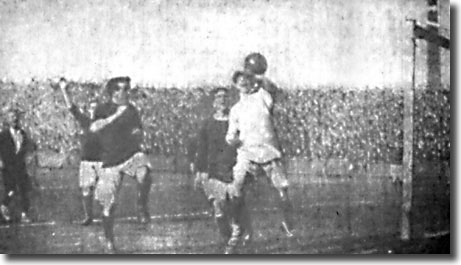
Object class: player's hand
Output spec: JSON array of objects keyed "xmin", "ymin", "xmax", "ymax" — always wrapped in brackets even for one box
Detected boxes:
[
  {"xmin": 90, "ymin": 120, "xmax": 106, "ymax": 132},
  {"xmin": 58, "ymin": 77, "xmax": 68, "ymax": 91},
  {"xmin": 90, "ymin": 106, "xmax": 126, "ymax": 132}
]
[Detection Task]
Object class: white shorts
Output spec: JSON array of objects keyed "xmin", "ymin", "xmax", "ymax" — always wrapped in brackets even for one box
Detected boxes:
[
  {"xmin": 95, "ymin": 152, "xmax": 151, "ymax": 215},
  {"xmin": 232, "ymin": 155, "xmax": 289, "ymax": 197},
  {"xmin": 79, "ymin": 161, "xmax": 103, "ymax": 195}
]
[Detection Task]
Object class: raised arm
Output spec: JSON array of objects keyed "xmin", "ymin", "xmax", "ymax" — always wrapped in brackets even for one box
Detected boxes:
[
  {"xmin": 261, "ymin": 77, "xmax": 278, "ymax": 95},
  {"xmin": 58, "ymin": 78, "xmax": 73, "ymax": 109},
  {"xmin": 70, "ymin": 105, "xmax": 92, "ymax": 129},
  {"xmin": 57, "ymin": 78, "xmax": 93, "ymax": 129},
  {"xmin": 89, "ymin": 105, "xmax": 127, "ymax": 132}
]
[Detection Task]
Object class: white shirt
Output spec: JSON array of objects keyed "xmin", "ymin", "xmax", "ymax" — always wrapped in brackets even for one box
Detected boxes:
[
  {"xmin": 226, "ymin": 88, "xmax": 281, "ymax": 163},
  {"xmin": 9, "ymin": 127, "xmax": 23, "ymax": 154}
]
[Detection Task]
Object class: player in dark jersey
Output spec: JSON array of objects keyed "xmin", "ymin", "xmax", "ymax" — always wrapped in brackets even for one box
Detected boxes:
[
  {"xmin": 89, "ymin": 77, "xmax": 152, "ymax": 253},
  {"xmin": 194, "ymin": 87, "xmax": 252, "ymax": 254},
  {"xmin": 59, "ymin": 78, "xmax": 152, "ymax": 229},
  {"xmin": 59, "ymin": 78, "xmax": 102, "ymax": 226}
]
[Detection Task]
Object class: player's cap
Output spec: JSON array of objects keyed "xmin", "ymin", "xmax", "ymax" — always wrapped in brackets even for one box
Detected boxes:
[{"xmin": 105, "ymin": 76, "xmax": 131, "ymax": 95}]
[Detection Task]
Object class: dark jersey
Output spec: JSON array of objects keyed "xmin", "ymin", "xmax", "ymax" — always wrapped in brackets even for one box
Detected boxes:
[
  {"xmin": 195, "ymin": 117, "xmax": 237, "ymax": 183},
  {"xmin": 69, "ymin": 104, "xmax": 101, "ymax": 161},
  {"xmin": 97, "ymin": 103, "xmax": 143, "ymax": 167},
  {"xmin": 94, "ymin": 102, "xmax": 118, "ymax": 121},
  {"xmin": 0, "ymin": 128, "xmax": 30, "ymax": 172},
  {"xmin": 0, "ymin": 127, "xmax": 33, "ymax": 191}
]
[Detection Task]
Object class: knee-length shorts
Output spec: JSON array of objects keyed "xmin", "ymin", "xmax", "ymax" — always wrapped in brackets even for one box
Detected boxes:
[
  {"xmin": 95, "ymin": 152, "xmax": 151, "ymax": 216},
  {"xmin": 232, "ymin": 156, "xmax": 289, "ymax": 197},
  {"xmin": 79, "ymin": 161, "xmax": 102, "ymax": 196}
]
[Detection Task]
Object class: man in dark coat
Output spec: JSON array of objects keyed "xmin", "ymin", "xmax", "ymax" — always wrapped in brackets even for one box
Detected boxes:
[{"xmin": 0, "ymin": 107, "xmax": 35, "ymax": 223}]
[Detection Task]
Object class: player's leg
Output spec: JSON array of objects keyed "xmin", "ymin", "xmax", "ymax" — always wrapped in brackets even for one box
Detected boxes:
[
  {"xmin": 262, "ymin": 159, "xmax": 295, "ymax": 237},
  {"xmin": 101, "ymin": 204, "xmax": 117, "ymax": 254},
  {"xmin": 123, "ymin": 152, "xmax": 153, "ymax": 224},
  {"xmin": 278, "ymin": 187, "xmax": 295, "ymax": 237},
  {"xmin": 229, "ymin": 165, "xmax": 258, "ymax": 248},
  {"xmin": 79, "ymin": 161, "xmax": 99, "ymax": 226},
  {"xmin": 80, "ymin": 188, "xmax": 94, "ymax": 226},
  {"xmin": 135, "ymin": 166, "xmax": 152, "ymax": 224},
  {"xmin": 95, "ymin": 166, "xmax": 123, "ymax": 254},
  {"xmin": 213, "ymin": 198, "xmax": 232, "ymax": 245},
  {"xmin": 236, "ymin": 185, "xmax": 253, "ymax": 246},
  {"xmin": 202, "ymin": 178, "xmax": 233, "ymax": 251},
  {"xmin": 0, "ymin": 172, "xmax": 16, "ymax": 222},
  {"xmin": 228, "ymin": 155, "xmax": 252, "ymax": 198},
  {"xmin": 225, "ymin": 196, "xmax": 245, "ymax": 254},
  {"xmin": 17, "ymin": 173, "xmax": 32, "ymax": 223}
]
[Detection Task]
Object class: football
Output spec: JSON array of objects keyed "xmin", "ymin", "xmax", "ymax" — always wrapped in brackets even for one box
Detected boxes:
[{"xmin": 244, "ymin": 52, "xmax": 268, "ymax": 75}]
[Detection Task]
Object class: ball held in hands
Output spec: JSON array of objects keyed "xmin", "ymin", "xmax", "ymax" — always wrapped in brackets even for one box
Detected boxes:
[{"xmin": 244, "ymin": 52, "xmax": 268, "ymax": 75}]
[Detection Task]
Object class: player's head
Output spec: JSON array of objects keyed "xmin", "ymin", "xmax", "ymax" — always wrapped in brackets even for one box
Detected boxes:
[
  {"xmin": 212, "ymin": 87, "xmax": 229, "ymax": 113},
  {"xmin": 232, "ymin": 71, "xmax": 259, "ymax": 94},
  {"xmin": 232, "ymin": 71, "xmax": 252, "ymax": 94},
  {"xmin": 106, "ymin": 76, "xmax": 131, "ymax": 105},
  {"xmin": 244, "ymin": 52, "xmax": 267, "ymax": 75}
]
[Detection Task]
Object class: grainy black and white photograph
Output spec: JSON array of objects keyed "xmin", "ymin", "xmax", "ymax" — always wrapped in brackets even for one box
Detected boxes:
[{"xmin": 0, "ymin": 0, "xmax": 452, "ymax": 255}]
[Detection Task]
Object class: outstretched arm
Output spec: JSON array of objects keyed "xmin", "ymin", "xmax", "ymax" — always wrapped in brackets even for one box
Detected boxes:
[
  {"xmin": 58, "ymin": 78, "xmax": 92, "ymax": 129},
  {"xmin": 90, "ymin": 105, "xmax": 127, "ymax": 132},
  {"xmin": 261, "ymin": 77, "xmax": 278, "ymax": 95},
  {"xmin": 70, "ymin": 105, "xmax": 92, "ymax": 129}
]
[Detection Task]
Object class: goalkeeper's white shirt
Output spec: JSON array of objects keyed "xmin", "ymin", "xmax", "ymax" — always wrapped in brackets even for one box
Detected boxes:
[{"xmin": 226, "ymin": 88, "xmax": 281, "ymax": 164}]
